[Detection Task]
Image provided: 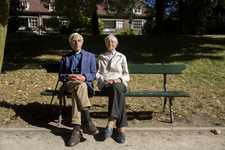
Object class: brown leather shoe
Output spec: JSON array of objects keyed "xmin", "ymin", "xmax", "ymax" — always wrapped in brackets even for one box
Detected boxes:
[
  {"xmin": 68, "ymin": 130, "xmax": 81, "ymax": 147},
  {"xmin": 83, "ymin": 121, "xmax": 99, "ymax": 135}
]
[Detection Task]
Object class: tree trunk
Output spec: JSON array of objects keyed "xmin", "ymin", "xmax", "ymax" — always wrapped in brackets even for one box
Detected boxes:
[
  {"xmin": 91, "ymin": 7, "xmax": 99, "ymax": 35},
  {"xmin": 0, "ymin": 0, "xmax": 10, "ymax": 74},
  {"xmin": 179, "ymin": 0, "xmax": 184, "ymax": 34},
  {"xmin": 155, "ymin": 0, "xmax": 164, "ymax": 35}
]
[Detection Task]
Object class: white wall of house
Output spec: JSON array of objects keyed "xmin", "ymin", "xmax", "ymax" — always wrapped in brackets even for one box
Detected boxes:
[{"xmin": 100, "ymin": 18, "xmax": 145, "ymax": 35}]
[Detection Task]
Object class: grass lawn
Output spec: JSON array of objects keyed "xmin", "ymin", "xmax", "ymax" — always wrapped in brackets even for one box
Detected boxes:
[{"xmin": 0, "ymin": 34, "xmax": 224, "ymax": 127}]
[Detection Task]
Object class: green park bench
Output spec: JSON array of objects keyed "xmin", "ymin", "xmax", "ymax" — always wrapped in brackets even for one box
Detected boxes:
[{"xmin": 41, "ymin": 63, "xmax": 191, "ymax": 124}]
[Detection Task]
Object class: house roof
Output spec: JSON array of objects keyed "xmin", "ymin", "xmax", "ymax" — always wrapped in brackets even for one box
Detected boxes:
[
  {"xmin": 97, "ymin": 1, "xmax": 149, "ymax": 16},
  {"xmin": 22, "ymin": 0, "xmax": 51, "ymax": 12},
  {"xmin": 21, "ymin": 0, "xmax": 149, "ymax": 16}
]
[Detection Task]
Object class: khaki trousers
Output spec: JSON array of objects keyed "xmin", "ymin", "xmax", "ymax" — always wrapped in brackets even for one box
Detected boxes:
[{"xmin": 65, "ymin": 81, "xmax": 91, "ymax": 125}]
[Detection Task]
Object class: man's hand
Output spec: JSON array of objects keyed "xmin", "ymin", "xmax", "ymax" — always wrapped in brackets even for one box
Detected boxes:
[
  {"xmin": 67, "ymin": 74, "xmax": 86, "ymax": 81},
  {"xmin": 107, "ymin": 79, "xmax": 122, "ymax": 84}
]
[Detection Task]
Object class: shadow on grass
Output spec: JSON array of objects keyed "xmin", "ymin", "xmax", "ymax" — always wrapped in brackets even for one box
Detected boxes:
[
  {"xmin": 0, "ymin": 101, "xmax": 154, "ymax": 124},
  {"xmin": 0, "ymin": 101, "xmax": 154, "ymax": 145},
  {"xmin": 3, "ymin": 35, "xmax": 225, "ymax": 72},
  {"xmin": 91, "ymin": 104, "xmax": 153, "ymax": 121}
]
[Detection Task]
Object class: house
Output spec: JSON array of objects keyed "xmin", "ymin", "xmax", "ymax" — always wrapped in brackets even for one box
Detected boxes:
[
  {"xmin": 15, "ymin": 0, "xmax": 63, "ymax": 35},
  {"xmin": 97, "ymin": 1, "xmax": 152, "ymax": 35},
  {"xmin": 16, "ymin": 0, "xmax": 152, "ymax": 35}
]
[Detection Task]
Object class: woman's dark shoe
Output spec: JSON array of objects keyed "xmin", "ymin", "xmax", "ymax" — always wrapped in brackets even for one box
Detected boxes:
[
  {"xmin": 117, "ymin": 132, "xmax": 125, "ymax": 143},
  {"xmin": 105, "ymin": 126, "xmax": 113, "ymax": 138}
]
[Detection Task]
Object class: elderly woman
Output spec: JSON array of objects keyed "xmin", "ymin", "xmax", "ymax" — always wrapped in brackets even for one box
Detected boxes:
[{"xmin": 96, "ymin": 34, "xmax": 130, "ymax": 143}]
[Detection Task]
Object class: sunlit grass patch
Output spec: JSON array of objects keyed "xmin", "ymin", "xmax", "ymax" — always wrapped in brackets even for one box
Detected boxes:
[{"xmin": 1, "ymin": 34, "xmax": 225, "ymax": 126}]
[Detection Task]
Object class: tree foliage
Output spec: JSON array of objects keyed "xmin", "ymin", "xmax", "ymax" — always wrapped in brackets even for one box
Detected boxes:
[
  {"xmin": 184, "ymin": 0, "xmax": 214, "ymax": 27},
  {"xmin": 143, "ymin": 0, "xmax": 225, "ymax": 35},
  {"xmin": 179, "ymin": 0, "xmax": 225, "ymax": 33},
  {"xmin": 117, "ymin": 29, "xmax": 135, "ymax": 35},
  {"xmin": 40, "ymin": 0, "xmax": 140, "ymax": 35},
  {"xmin": 67, "ymin": 14, "xmax": 92, "ymax": 35},
  {"xmin": 8, "ymin": 0, "xmax": 23, "ymax": 34}
]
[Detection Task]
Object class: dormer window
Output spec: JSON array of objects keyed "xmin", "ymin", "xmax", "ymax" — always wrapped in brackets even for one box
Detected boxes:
[
  {"xmin": 133, "ymin": 6, "xmax": 142, "ymax": 14},
  {"xmin": 20, "ymin": 1, "xmax": 30, "ymax": 10},
  {"xmin": 49, "ymin": 3, "xmax": 55, "ymax": 11},
  {"xmin": 107, "ymin": 5, "xmax": 117, "ymax": 14}
]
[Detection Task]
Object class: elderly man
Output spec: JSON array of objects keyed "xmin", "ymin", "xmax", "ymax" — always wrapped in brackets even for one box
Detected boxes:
[{"xmin": 59, "ymin": 33, "xmax": 98, "ymax": 147}]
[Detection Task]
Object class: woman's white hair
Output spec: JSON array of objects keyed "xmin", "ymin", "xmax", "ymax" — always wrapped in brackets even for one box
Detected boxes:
[
  {"xmin": 105, "ymin": 34, "xmax": 118, "ymax": 43},
  {"xmin": 68, "ymin": 33, "xmax": 83, "ymax": 43}
]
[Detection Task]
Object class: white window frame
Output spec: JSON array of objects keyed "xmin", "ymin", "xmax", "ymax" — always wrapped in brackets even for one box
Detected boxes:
[
  {"xmin": 49, "ymin": 3, "xmax": 55, "ymax": 11},
  {"xmin": 132, "ymin": 20, "xmax": 143, "ymax": 29},
  {"xmin": 59, "ymin": 18, "xmax": 68, "ymax": 26},
  {"xmin": 102, "ymin": 20, "xmax": 116, "ymax": 32},
  {"xmin": 19, "ymin": 18, "xmax": 28, "ymax": 27},
  {"xmin": 116, "ymin": 21, "xmax": 124, "ymax": 29},
  {"xmin": 102, "ymin": 20, "xmax": 115, "ymax": 29},
  {"xmin": 20, "ymin": 1, "xmax": 30, "ymax": 10},
  {"xmin": 28, "ymin": 18, "xmax": 37, "ymax": 28},
  {"xmin": 19, "ymin": 18, "xmax": 28, "ymax": 30},
  {"xmin": 19, "ymin": 17, "xmax": 37, "ymax": 28},
  {"xmin": 133, "ymin": 6, "xmax": 142, "ymax": 14}
]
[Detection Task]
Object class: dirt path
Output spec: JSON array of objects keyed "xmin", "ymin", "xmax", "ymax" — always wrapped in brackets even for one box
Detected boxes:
[
  {"xmin": 0, "ymin": 128, "xmax": 225, "ymax": 150},
  {"xmin": 0, "ymin": 113, "xmax": 225, "ymax": 150}
]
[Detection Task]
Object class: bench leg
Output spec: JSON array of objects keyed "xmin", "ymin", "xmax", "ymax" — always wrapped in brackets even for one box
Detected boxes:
[
  {"xmin": 58, "ymin": 96, "xmax": 63, "ymax": 125},
  {"xmin": 63, "ymin": 96, "xmax": 66, "ymax": 112},
  {"xmin": 169, "ymin": 97, "xmax": 174, "ymax": 123},
  {"xmin": 163, "ymin": 97, "xmax": 167, "ymax": 112},
  {"xmin": 46, "ymin": 95, "xmax": 55, "ymax": 115},
  {"xmin": 47, "ymin": 80, "xmax": 59, "ymax": 116}
]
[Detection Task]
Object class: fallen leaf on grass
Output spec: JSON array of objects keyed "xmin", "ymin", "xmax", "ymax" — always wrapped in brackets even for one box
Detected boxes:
[{"xmin": 3, "ymin": 118, "xmax": 10, "ymax": 122}]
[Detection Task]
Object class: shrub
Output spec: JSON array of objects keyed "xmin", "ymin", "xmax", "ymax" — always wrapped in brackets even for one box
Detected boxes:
[
  {"xmin": 98, "ymin": 20, "xmax": 104, "ymax": 35},
  {"xmin": 117, "ymin": 29, "xmax": 135, "ymax": 35}
]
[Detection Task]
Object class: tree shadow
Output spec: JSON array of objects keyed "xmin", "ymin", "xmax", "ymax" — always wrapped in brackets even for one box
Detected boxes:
[
  {"xmin": 90, "ymin": 104, "xmax": 153, "ymax": 121},
  {"xmin": 118, "ymin": 35, "xmax": 225, "ymax": 64},
  {"xmin": 0, "ymin": 101, "xmax": 89, "ymax": 146},
  {"xmin": 0, "ymin": 101, "xmax": 155, "ymax": 145},
  {"xmin": 3, "ymin": 34, "xmax": 225, "ymax": 72}
]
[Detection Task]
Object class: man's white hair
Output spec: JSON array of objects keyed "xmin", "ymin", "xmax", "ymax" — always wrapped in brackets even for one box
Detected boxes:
[{"xmin": 68, "ymin": 33, "xmax": 84, "ymax": 43}]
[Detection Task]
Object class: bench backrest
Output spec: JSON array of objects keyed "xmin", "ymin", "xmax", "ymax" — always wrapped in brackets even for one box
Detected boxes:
[
  {"xmin": 42, "ymin": 64, "xmax": 187, "ymax": 74},
  {"xmin": 42, "ymin": 64, "xmax": 60, "ymax": 73},
  {"xmin": 128, "ymin": 64, "xmax": 186, "ymax": 74}
]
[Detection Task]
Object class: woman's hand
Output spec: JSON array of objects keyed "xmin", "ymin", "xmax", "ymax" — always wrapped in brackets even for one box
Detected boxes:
[
  {"xmin": 67, "ymin": 74, "xmax": 86, "ymax": 81},
  {"xmin": 107, "ymin": 79, "xmax": 122, "ymax": 84}
]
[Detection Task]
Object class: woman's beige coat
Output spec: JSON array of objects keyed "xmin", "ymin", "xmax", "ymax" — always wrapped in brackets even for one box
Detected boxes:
[{"xmin": 96, "ymin": 51, "xmax": 130, "ymax": 90}]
